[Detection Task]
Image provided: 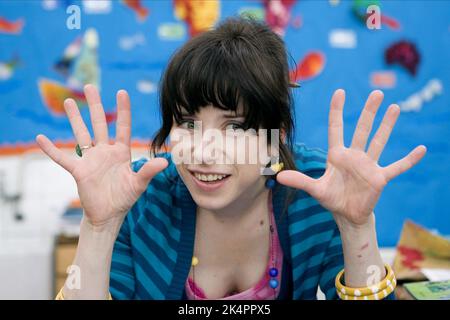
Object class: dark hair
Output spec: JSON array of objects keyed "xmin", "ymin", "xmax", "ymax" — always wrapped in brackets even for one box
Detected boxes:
[{"xmin": 151, "ymin": 16, "xmax": 298, "ymax": 216}]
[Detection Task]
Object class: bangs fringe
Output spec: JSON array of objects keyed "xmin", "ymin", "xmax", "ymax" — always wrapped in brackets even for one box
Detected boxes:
[{"xmin": 166, "ymin": 44, "xmax": 262, "ymax": 130}]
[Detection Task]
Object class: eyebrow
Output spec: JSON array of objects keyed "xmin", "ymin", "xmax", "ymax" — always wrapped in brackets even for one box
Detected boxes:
[
  {"xmin": 223, "ymin": 114, "xmax": 245, "ymax": 118},
  {"xmin": 179, "ymin": 112, "xmax": 245, "ymax": 118}
]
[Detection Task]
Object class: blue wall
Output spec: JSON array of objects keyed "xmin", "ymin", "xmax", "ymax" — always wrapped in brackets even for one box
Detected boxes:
[{"xmin": 1, "ymin": 0, "xmax": 449, "ymax": 246}]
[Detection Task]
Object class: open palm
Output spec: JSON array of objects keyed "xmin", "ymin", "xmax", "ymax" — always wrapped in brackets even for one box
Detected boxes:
[
  {"xmin": 277, "ymin": 90, "xmax": 426, "ymax": 226},
  {"xmin": 36, "ymin": 85, "xmax": 168, "ymax": 226}
]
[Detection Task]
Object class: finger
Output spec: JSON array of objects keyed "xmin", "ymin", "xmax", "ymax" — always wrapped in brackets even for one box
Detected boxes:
[
  {"xmin": 36, "ymin": 134, "xmax": 76, "ymax": 174},
  {"xmin": 116, "ymin": 90, "xmax": 131, "ymax": 146},
  {"xmin": 276, "ymin": 170, "xmax": 320, "ymax": 198},
  {"xmin": 64, "ymin": 98, "xmax": 92, "ymax": 147},
  {"xmin": 367, "ymin": 104, "xmax": 400, "ymax": 161},
  {"xmin": 84, "ymin": 84, "xmax": 109, "ymax": 144},
  {"xmin": 133, "ymin": 158, "xmax": 169, "ymax": 192},
  {"xmin": 383, "ymin": 145, "xmax": 427, "ymax": 181},
  {"xmin": 350, "ymin": 90, "xmax": 384, "ymax": 151},
  {"xmin": 328, "ymin": 89, "xmax": 345, "ymax": 149}
]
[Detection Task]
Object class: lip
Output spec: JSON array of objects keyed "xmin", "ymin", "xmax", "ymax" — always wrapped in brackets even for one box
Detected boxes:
[
  {"xmin": 187, "ymin": 169, "xmax": 230, "ymax": 175},
  {"xmin": 188, "ymin": 170, "xmax": 231, "ymax": 192}
]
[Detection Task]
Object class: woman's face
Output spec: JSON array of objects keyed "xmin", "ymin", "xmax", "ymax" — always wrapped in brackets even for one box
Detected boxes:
[{"xmin": 170, "ymin": 105, "xmax": 272, "ymax": 211}]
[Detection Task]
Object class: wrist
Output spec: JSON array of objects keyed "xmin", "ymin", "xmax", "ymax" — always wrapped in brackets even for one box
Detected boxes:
[
  {"xmin": 78, "ymin": 215, "xmax": 124, "ymax": 254},
  {"xmin": 82, "ymin": 213, "xmax": 125, "ymax": 235},
  {"xmin": 333, "ymin": 213, "xmax": 385, "ymax": 288},
  {"xmin": 333, "ymin": 212, "xmax": 376, "ymax": 236}
]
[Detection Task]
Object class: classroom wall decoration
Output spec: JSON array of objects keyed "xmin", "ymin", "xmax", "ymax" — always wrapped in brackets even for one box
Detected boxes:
[{"xmin": 0, "ymin": 0, "xmax": 449, "ymax": 246}]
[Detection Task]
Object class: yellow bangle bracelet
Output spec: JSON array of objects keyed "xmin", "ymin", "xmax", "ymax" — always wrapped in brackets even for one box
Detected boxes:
[
  {"xmin": 335, "ymin": 263, "xmax": 396, "ymax": 298},
  {"xmin": 337, "ymin": 281, "xmax": 396, "ymax": 300}
]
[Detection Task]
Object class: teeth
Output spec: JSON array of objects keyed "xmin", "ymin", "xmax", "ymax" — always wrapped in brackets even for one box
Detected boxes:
[{"xmin": 194, "ymin": 172, "xmax": 228, "ymax": 182}]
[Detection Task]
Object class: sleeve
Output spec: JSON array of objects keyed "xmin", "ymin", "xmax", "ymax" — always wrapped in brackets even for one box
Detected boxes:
[
  {"xmin": 109, "ymin": 215, "xmax": 136, "ymax": 300},
  {"xmin": 318, "ymin": 225, "xmax": 345, "ymax": 300},
  {"xmin": 109, "ymin": 158, "xmax": 150, "ymax": 300}
]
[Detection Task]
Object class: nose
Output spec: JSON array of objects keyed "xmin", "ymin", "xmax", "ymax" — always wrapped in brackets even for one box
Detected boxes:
[{"xmin": 192, "ymin": 130, "xmax": 223, "ymax": 165}]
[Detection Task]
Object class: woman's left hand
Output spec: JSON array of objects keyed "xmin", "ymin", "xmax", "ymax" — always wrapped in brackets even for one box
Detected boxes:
[{"xmin": 276, "ymin": 89, "xmax": 427, "ymax": 228}]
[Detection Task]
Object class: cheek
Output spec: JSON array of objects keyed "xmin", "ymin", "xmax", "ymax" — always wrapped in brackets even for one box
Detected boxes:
[
  {"xmin": 170, "ymin": 130, "xmax": 195, "ymax": 165},
  {"xmin": 234, "ymin": 164, "xmax": 263, "ymax": 188},
  {"xmin": 224, "ymin": 135, "xmax": 270, "ymax": 166}
]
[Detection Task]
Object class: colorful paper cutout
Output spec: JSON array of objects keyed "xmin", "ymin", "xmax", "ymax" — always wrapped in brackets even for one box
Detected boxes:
[
  {"xmin": 38, "ymin": 78, "xmax": 86, "ymax": 115},
  {"xmin": 0, "ymin": 17, "xmax": 24, "ymax": 34},
  {"xmin": 289, "ymin": 51, "xmax": 326, "ymax": 82},
  {"xmin": 399, "ymin": 79, "xmax": 443, "ymax": 112},
  {"xmin": 352, "ymin": 0, "xmax": 401, "ymax": 30},
  {"xmin": 119, "ymin": 33, "xmax": 146, "ymax": 50},
  {"xmin": 370, "ymin": 71, "xmax": 396, "ymax": 89},
  {"xmin": 385, "ymin": 40, "xmax": 420, "ymax": 76},
  {"xmin": 70, "ymin": 28, "xmax": 100, "ymax": 89},
  {"xmin": 263, "ymin": 0, "xmax": 298, "ymax": 36},
  {"xmin": 121, "ymin": 0, "xmax": 149, "ymax": 22},
  {"xmin": 157, "ymin": 23, "xmax": 186, "ymax": 41},
  {"xmin": 174, "ymin": 0, "xmax": 220, "ymax": 37},
  {"xmin": 137, "ymin": 80, "xmax": 157, "ymax": 94},
  {"xmin": 238, "ymin": 7, "xmax": 265, "ymax": 21},
  {"xmin": 0, "ymin": 55, "xmax": 20, "ymax": 81},
  {"xmin": 329, "ymin": 29, "xmax": 357, "ymax": 49},
  {"xmin": 39, "ymin": 29, "xmax": 100, "ymax": 116},
  {"xmin": 54, "ymin": 36, "xmax": 82, "ymax": 78},
  {"xmin": 82, "ymin": 0, "xmax": 112, "ymax": 14}
]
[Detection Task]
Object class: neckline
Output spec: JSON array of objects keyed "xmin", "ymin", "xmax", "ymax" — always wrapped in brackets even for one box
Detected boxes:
[
  {"xmin": 185, "ymin": 190, "xmax": 283, "ymax": 300},
  {"xmin": 165, "ymin": 172, "xmax": 291, "ymax": 300}
]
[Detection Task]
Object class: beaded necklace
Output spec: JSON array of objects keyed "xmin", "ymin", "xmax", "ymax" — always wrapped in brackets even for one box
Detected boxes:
[{"xmin": 190, "ymin": 178, "xmax": 280, "ymax": 300}]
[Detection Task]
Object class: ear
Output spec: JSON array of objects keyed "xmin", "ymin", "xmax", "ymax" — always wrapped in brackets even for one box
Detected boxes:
[{"xmin": 280, "ymin": 128, "xmax": 287, "ymax": 143}]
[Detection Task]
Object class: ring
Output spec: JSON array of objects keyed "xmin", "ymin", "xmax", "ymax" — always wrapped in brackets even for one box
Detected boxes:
[{"xmin": 75, "ymin": 144, "xmax": 92, "ymax": 157}]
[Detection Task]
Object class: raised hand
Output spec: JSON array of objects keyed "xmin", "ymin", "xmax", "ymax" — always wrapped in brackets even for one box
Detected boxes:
[
  {"xmin": 277, "ymin": 89, "xmax": 426, "ymax": 227},
  {"xmin": 36, "ymin": 85, "xmax": 168, "ymax": 226}
]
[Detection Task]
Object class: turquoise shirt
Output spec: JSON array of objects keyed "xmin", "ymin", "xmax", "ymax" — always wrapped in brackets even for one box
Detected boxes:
[{"xmin": 110, "ymin": 143, "xmax": 345, "ymax": 300}]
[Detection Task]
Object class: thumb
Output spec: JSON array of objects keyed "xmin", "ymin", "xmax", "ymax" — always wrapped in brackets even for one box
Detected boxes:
[
  {"xmin": 276, "ymin": 170, "xmax": 319, "ymax": 197},
  {"xmin": 134, "ymin": 157, "xmax": 169, "ymax": 189}
]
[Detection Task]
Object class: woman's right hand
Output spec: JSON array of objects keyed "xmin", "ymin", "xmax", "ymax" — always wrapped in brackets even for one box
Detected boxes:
[{"xmin": 36, "ymin": 84, "xmax": 168, "ymax": 227}]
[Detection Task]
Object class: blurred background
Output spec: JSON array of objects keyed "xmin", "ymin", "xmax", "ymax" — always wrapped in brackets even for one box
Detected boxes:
[{"xmin": 0, "ymin": 0, "xmax": 449, "ymax": 299}]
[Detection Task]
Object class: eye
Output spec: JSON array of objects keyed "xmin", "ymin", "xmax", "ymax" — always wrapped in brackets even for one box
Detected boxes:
[
  {"xmin": 225, "ymin": 122, "xmax": 245, "ymax": 130},
  {"xmin": 179, "ymin": 119, "xmax": 197, "ymax": 130}
]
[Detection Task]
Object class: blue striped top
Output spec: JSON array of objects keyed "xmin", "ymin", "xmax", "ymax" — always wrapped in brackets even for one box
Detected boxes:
[{"xmin": 110, "ymin": 143, "xmax": 345, "ymax": 300}]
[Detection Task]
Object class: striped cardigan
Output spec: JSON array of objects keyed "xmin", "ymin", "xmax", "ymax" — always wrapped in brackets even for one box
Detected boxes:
[{"xmin": 110, "ymin": 143, "xmax": 344, "ymax": 300}]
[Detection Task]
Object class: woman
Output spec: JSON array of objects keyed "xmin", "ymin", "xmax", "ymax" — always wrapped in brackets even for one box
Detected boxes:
[{"xmin": 36, "ymin": 17, "xmax": 426, "ymax": 300}]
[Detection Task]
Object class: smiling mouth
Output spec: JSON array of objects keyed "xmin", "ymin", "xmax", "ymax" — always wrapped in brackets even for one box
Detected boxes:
[{"xmin": 189, "ymin": 171, "xmax": 231, "ymax": 183}]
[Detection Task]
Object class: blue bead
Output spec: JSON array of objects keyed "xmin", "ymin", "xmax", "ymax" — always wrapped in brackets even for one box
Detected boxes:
[
  {"xmin": 269, "ymin": 267, "xmax": 278, "ymax": 277},
  {"xmin": 265, "ymin": 178, "xmax": 276, "ymax": 189},
  {"xmin": 269, "ymin": 279, "xmax": 279, "ymax": 289}
]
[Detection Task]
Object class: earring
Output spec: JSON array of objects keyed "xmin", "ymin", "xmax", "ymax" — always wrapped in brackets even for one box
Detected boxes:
[
  {"xmin": 270, "ymin": 162, "xmax": 284, "ymax": 173},
  {"xmin": 265, "ymin": 162, "xmax": 284, "ymax": 189}
]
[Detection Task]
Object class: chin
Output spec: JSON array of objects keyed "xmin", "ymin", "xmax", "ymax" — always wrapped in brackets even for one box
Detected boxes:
[
  {"xmin": 185, "ymin": 177, "xmax": 237, "ymax": 210},
  {"xmin": 190, "ymin": 192, "xmax": 234, "ymax": 211}
]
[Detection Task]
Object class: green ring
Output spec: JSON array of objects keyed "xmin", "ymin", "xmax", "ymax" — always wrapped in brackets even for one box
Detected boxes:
[{"xmin": 75, "ymin": 144, "xmax": 82, "ymax": 157}]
